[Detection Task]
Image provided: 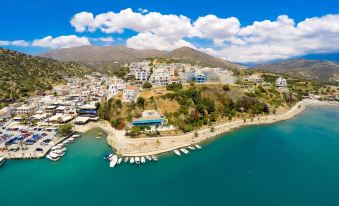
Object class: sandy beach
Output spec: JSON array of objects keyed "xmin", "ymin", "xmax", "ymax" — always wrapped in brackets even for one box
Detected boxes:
[{"xmin": 74, "ymin": 100, "xmax": 339, "ymax": 157}]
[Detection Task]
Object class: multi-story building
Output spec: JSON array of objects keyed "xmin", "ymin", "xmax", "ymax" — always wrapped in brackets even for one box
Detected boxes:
[
  {"xmin": 123, "ymin": 86, "xmax": 141, "ymax": 102},
  {"xmin": 150, "ymin": 69, "xmax": 170, "ymax": 86},
  {"xmin": 194, "ymin": 72, "xmax": 206, "ymax": 83}
]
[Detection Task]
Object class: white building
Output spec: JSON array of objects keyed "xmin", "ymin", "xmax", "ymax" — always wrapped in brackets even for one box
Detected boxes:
[
  {"xmin": 123, "ymin": 86, "xmax": 141, "ymax": 102},
  {"xmin": 276, "ymin": 77, "xmax": 287, "ymax": 87},
  {"xmin": 150, "ymin": 69, "xmax": 170, "ymax": 86}
]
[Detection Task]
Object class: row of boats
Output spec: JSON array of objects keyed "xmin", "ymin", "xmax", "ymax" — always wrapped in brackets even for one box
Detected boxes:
[
  {"xmin": 174, "ymin": 144, "xmax": 202, "ymax": 156},
  {"xmin": 104, "ymin": 154, "xmax": 158, "ymax": 168},
  {"xmin": 46, "ymin": 134, "xmax": 80, "ymax": 161}
]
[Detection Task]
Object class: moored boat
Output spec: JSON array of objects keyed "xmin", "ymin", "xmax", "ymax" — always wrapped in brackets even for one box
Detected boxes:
[
  {"xmin": 180, "ymin": 148, "xmax": 189, "ymax": 154},
  {"xmin": 141, "ymin": 157, "xmax": 146, "ymax": 164},
  {"xmin": 0, "ymin": 156, "xmax": 5, "ymax": 166},
  {"xmin": 124, "ymin": 157, "xmax": 129, "ymax": 163},
  {"xmin": 135, "ymin": 157, "xmax": 140, "ymax": 164},
  {"xmin": 195, "ymin": 144, "xmax": 202, "ymax": 149},
  {"xmin": 151, "ymin": 155, "xmax": 158, "ymax": 161},
  {"xmin": 130, "ymin": 157, "xmax": 135, "ymax": 164},
  {"xmin": 188, "ymin": 146, "xmax": 195, "ymax": 150},
  {"xmin": 174, "ymin": 150, "xmax": 181, "ymax": 156},
  {"xmin": 118, "ymin": 158, "xmax": 122, "ymax": 164},
  {"xmin": 109, "ymin": 155, "xmax": 118, "ymax": 168},
  {"xmin": 146, "ymin": 156, "xmax": 152, "ymax": 161}
]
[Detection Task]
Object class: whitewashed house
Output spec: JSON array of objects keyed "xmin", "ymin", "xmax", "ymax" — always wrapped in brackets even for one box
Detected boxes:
[
  {"xmin": 123, "ymin": 86, "xmax": 141, "ymax": 102},
  {"xmin": 276, "ymin": 77, "xmax": 287, "ymax": 87}
]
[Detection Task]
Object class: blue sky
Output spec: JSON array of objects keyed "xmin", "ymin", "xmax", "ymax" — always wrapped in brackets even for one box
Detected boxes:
[{"xmin": 1, "ymin": 0, "xmax": 339, "ymax": 63}]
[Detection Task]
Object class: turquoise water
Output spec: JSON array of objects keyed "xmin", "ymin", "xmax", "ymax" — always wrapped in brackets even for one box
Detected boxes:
[{"xmin": 1, "ymin": 106, "xmax": 339, "ymax": 206}]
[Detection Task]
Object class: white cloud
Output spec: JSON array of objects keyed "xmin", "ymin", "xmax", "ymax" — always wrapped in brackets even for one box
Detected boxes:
[
  {"xmin": 71, "ymin": 9, "xmax": 339, "ymax": 62},
  {"xmin": 0, "ymin": 40, "xmax": 10, "ymax": 46},
  {"xmin": 32, "ymin": 35, "xmax": 90, "ymax": 49},
  {"xmin": 97, "ymin": 36, "xmax": 114, "ymax": 43},
  {"xmin": 138, "ymin": 8, "xmax": 148, "ymax": 14},
  {"xmin": 11, "ymin": 40, "xmax": 30, "ymax": 47},
  {"xmin": 126, "ymin": 32, "xmax": 195, "ymax": 51}
]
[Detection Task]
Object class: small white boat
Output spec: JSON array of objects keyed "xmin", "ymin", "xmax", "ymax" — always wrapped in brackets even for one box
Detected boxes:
[
  {"xmin": 174, "ymin": 150, "xmax": 181, "ymax": 156},
  {"xmin": 151, "ymin": 155, "xmax": 158, "ymax": 161},
  {"xmin": 109, "ymin": 155, "xmax": 118, "ymax": 168},
  {"xmin": 146, "ymin": 156, "xmax": 152, "ymax": 161},
  {"xmin": 195, "ymin": 144, "xmax": 202, "ymax": 149},
  {"xmin": 47, "ymin": 155, "xmax": 60, "ymax": 161},
  {"xmin": 124, "ymin": 157, "xmax": 129, "ymax": 163},
  {"xmin": 141, "ymin": 157, "xmax": 146, "ymax": 164},
  {"xmin": 130, "ymin": 157, "xmax": 135, "ymax": 164},
  {"xmin": 188, "ymin": 146, "xmax": 195, "ymax": 150},
  {"xmin": 51, "ymin": 145, "xmax": 58, "ymax": 150},
  {"xmin": 0, "ymin": 156, "xmax": 5, "ymax": 166},
  {"xmin": 135, "ymin": 157, "xmax": 140, "ymax": 164},
  {"xmin": 118, "ymin": 158, "xmax": 122, "ymax": 164},
  {"xmin": 72, "ymin": 134, "xmax": 80, "ymax": 138},
  {"xmin": 180, "ymin": 148, "xmax": 189, "ymax": 154}
]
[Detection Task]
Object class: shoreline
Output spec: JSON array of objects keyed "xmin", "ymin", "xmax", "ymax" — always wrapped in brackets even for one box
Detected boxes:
[{"xmin": 74, "ymin": 100, "xmax": 339, "ymax": 157}]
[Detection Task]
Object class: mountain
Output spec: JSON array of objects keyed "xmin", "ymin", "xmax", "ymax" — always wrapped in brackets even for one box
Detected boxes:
[
  {"xmin": 39, "ymin": 45, "xmax": 240, "ymax": 70},
  {"xmin": 0, "ymin": 48, "xmax": 92, "ymax": 106},
  {"xmin": 254, "ymin": 59, "xmax": 339, "ymax": 83}
]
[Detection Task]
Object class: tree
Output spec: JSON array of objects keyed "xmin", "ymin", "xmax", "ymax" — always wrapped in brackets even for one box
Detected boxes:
[
  {"xmin": 136, "ymin": 97, "xmax": 145, "ymax": 108},
  {"xmin": 222, "ymin": 84, "xmax": 230, "ymax": 91},
  {"xmin": 142, "ymin": 81, "xmax": 152, "ymax": 89},
  {"xmin": 58, "ymin": 123, "xmax": 74, "ymax": 135}
]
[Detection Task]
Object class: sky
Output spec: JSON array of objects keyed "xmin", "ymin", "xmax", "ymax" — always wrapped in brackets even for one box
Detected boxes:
[{"xmin": 0, "ymin": 0, "xmax": 339, "ymax": 63}]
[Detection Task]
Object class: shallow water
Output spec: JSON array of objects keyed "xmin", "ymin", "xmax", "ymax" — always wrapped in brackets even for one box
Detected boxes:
[{"xmin": 1, "ymin": 106, "xmax": 339, "ymax": 206}]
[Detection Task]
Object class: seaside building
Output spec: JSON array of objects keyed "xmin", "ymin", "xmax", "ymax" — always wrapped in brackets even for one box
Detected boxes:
[
  {"xmin": 131, "ymin": 110, "xmax": 165, "ymax": 127},
  {"xmin": 123, "ymin": 86, "xmax": 141, "ymax": 102},
  {"xmin": 78, "ymin": 104, "xmax": 98, "ymax": 117}
]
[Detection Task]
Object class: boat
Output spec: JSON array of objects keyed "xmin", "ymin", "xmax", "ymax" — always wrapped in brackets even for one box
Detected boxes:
[
  {"xmin": 104, "ymin": 153, "xmax": 113, "ymax": 160},
  {"xmin": 51, "ymin": 150, "xmax": 65, "ymax": 157},
  {"xmin": 151, "ymin": 155, "xmax": 158, "ymax": 161},
  {"xmin": 195, "ymin": 144, "xmax": 202, "ymax": 149},
  {"xmin": 135, "ymin": 157, "xmax": 140, "ymax": 164},
  {"xmin": 96, "ymin": 136, "xmax": 102, "ymax": 139},
  {"xmin": 174, "ymin": 150, "xmax": 181, "ymax": 156},
  {"xmin": 146, "ymin": 156, "xmax": 152, "ymax": 161},
  {"xmin": 72, "ymin": 134, "xmax": 80, "ymax": 138},
  {"xmin": 188, "ymin": 146, "xmax": 195, "ymax": 150},
  {"xmin": 0, "ymin": 156, "xmax": 5, "ymax": 166},
  {"xmin": 141, "ymin": 157, "xmax": 146, "ymax": 164},
  {"xmin": 97, "ymin": 133, "xmax": 103, "ymax": 136},
  {"xmin": 180, "ymin": 148, "xmax": 189, "ymax": 154},
  {"xmin": 130, "ymin": 157, "xmax": 135, "ymax": 164},
  {"xmin": 109, "ymin": 155, "xmax": 118, "ymax": 168},
  {"xmin": 47, "ymin": 155, "xmax": 60, "ymax": 161},
  {"xmin": 124, "ymin": 157, "xmax": 129, "ymax": 163},
  {"xmin": 118, "ymin": 158, "xmax": 122, "ymax": 164},
  {"xmin": 51, "ymin": 145, "xmax": 58, "ymax": 150}
]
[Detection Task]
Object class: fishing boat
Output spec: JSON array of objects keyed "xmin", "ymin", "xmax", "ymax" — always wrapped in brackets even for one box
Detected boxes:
[
  {"xmin": 135, "ymin": 157, "xmax": 140, "ymax": 164},
  {"xmin": 174, "ymin": 150, "xmax": 181, "ymax": 156},
  {"xmin": 109, "ymin": 155, "xmax": 118, "ymax": 168},
  {"xmin": 0, "ymin": 156, "xmax": 5, "ymax": 166},
  {"xmin": 195, "ymin": 144, "xmax": 202, "ymax": 149},
  {"xmin": 151, "ymin": 155, "xmax": 158, "ymax": 161},
  {"xmin": 146, "ymin": 156, "xmax": 152, "ymax": 161},
  {"xmin": 118, "ymin": 158, "xmax": 122, "ymax": 164},
  {"xmin": 188, "ymin": 146, "xmax": 195, "ymax": 150},
  {"xmin": 124, "ymin": 157, "xmax": 129, "ymax": 163},
  {"xmin": 180, "ymin": 148, "xmax": 189, "ymax": 154},
  {"xmin": 141, "ymin": 157, "xmax": 146, "ymax": 164},
  {"xmin": 130, "ymin": 157, "xmax": 135, "ymax": 164}
]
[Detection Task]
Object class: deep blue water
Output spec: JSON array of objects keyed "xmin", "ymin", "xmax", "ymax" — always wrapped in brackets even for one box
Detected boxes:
[{"xmin": 0, "ymin": 106, "xmax": 339, "ymax": 206}]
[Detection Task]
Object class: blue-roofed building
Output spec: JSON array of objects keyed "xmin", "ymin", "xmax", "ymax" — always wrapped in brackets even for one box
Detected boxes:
[
  {"xmin": 194, "ymin": 72, "xmax": 206, "ymax": 83},
  {"xmin": 131, "ymin": 110, "xmax": 164, "ymax": 127}
]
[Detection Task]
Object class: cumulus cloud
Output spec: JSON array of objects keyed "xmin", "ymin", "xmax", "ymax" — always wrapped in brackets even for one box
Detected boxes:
[
  {"xmin": 138, "ymin": 8, "xmax": 148, "ymax": 14},
  {"xmin": 70, "ymin": 9, "xmax": 339, "ymax": 62},
  {"xmin": 32, "ymin": 35, "xmax": 90, "ymax": 49},
  {"xmin": 0, "ymin": 40, "xmax": 10, "ymax": 46},
  {"xmin": 0, "ymin": 40, "xmax": 29, "ymax": 47}
]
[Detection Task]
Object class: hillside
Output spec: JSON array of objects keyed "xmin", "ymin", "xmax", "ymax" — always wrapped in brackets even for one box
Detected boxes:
[
  {"xmin": 254, "ymin": 59, "xmax": 339, "ymax": 83},
  {"xmin": 39, "ymin": 45, "xmax": 241, "ymax": 70},
  {"xmin": 0, "ymin": 48, "xmax": 92, "ymax": 106}
]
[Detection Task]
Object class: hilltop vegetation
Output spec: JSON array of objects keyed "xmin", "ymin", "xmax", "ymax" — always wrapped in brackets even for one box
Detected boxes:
[
  {"xmin": 254, "ymin": 59, "xmax": 339, "ymax": 84},
  {"xmin": 0, "ymin": 48, "xmax": 92, "ymax": 107}
]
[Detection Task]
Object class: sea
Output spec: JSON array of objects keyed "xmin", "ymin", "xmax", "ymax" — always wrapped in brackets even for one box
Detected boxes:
[{"xmin": 1, "ymin": 106, "xmax": 339, "ymax": 206}]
